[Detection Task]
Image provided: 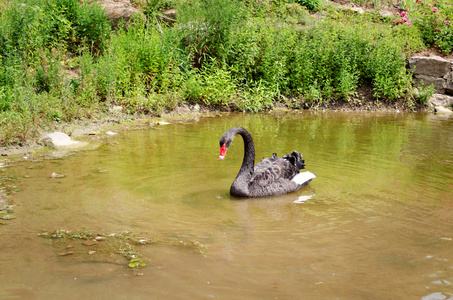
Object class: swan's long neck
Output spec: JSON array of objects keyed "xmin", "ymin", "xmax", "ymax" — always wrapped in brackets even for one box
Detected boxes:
[
  {"xmin": 230, "ymin": 127, "xmax": 255, "ymax": 197},
  {"xmin": 237, "ymin": 128, "xmax": 255, "ymax": 177}
]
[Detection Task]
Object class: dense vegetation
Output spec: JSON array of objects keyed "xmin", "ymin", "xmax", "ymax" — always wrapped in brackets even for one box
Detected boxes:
[{"xmin": 0, "ymin": 0, "xmax": 450, "ymax": 146}]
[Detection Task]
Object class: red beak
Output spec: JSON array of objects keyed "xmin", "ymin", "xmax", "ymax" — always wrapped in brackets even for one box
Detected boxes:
[{"xmin": 219, "ymin": 144, "xmax": 227, "ymax": 160}]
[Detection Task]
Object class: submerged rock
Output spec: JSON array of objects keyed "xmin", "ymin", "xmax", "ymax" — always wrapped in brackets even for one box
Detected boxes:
[
  {"xmin": 82, "ymin": 240, "xmax": 98, "ymax": 246},
  {"xmin": 434, "ymin": 106, "xmax": 453, "ymax": 114}
]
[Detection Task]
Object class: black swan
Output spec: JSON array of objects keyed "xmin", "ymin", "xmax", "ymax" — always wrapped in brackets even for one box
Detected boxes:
[{"xmin": 219, "ymin": 127, "xmax": 316, "ymax": 197}]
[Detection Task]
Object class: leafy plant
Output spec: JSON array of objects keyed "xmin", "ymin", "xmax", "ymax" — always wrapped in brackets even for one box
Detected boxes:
[
  {"xmin": 416, "ymin": 81, "xmax": 436, "ymax": 104},
  {"xmin": 142, "ymin": 0, "xmax": 175, "ymax": 33},
  {"xmin": 184, "ymin": 61, "xmax": 237, "ymax": 107},
  {"xmin": 0, "ymin": 0, "xmax": 438, "ymax": 147},
  {"xmin": 176, "ymin": 0, "xmax": 247, "ymax": 67},
  {"xmin": 293, "ymin": 0, "xmax": 322, "ymax": 11},
  {"xmin": 0, "ymin": 0, "xmax": 110, "ymax": 58},
  {"xmin": 402, "ymin": 0, "xmax": 453, "ymax": 54},
  {"xmin": 236, "ymin": 80, "xmax": 276, "ymax": 112},
  {"xmin": 275, "ymin": 3, "xmax": 310, "ymax": 25}
]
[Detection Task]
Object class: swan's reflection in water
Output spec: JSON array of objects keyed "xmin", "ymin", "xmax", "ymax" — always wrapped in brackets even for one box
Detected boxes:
[{"xmin": 293, "ymin": 194, "xmax": 314, "ymax": 203}]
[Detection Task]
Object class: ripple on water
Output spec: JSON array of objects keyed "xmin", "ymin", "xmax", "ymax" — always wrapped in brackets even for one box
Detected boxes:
[
  {"xmin": 1, "ymin": 112, "xmax": 453, "ymax": 299},
  {"xmin": 422, "ymin": 292, "xmax": 453, "ymax": 300}
]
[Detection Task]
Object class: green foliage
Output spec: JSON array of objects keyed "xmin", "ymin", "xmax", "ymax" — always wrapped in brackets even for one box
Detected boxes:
[
  {"xmin": 284, "ymin": 20, "xmax": 411, "ymax": 102},
  {"xmin": 92, "ymin": 17, "xmax": 186, "ymax": 111},
  {"xmin": 141, "ymin": 0, "xmax": 175, "ymax": 33},
  {"xmin": 401, "ymin": 0, "xmax": 453, "ymax": 54},
  {"xmin": 184, "ymin": 62, "xmax": 237, "ymax": 107},
  {"xmin": 236, "ymin": 80, "xmax": 276, "ymax": 112},
  {"xmin": 366, "ymin": 42, "xmax": 412, "ymax": 101},
  {"xmin": 176, "ymin": 0, "xmax": 247, "ymax": 67},
  {"xmin": 294, "ymin": 0, "xmax": 322, "ymax": 11},
  {"xmin": 390, "ymin": 22, "xmax": 426, "ymax": 55},
  {"xmin": 275, "ymin": 3, "xmax": 311, "ymax": 25},
  {"xmin": 69, "ymin": 0, "xmax": 111, "ymax": 55},
  {"xmin": 132, "ymin": 0, "xmax": 176, "ymax": 10},
  {"xmin": 416, "ymin": 81, "xmax": 436, "ymax": 104},
  {"xmin": 221, "ymin": 11, "xmax": 422, "ymax": 105},
  {"xmin": 0, "ymin": 0, "xmax": 110, "ymax": 146},
  {"xmin": 0, "ymin": 0, "xmax": 110, "ymax": 58},
  {"xmin": 0, "ymin": 0, "xmax": 439, "ymax": 146}
]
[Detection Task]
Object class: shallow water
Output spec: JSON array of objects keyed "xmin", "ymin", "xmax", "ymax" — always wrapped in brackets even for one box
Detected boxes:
[{"xmin": 1, "ymin": 111, "xmax": 452, "ymax": 299}]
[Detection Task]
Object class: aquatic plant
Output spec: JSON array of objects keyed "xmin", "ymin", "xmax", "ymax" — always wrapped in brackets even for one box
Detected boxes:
[
  {"xmin": 129, "ymin": 258, "xmax": 147, "ymax": 268},
  {"xmin": 0, "ymin": 175, "xmax": 17, "ymax": 224},
  {"xmin": 38, "ymin": 229, "xmax": 208, "ymax": 269}
]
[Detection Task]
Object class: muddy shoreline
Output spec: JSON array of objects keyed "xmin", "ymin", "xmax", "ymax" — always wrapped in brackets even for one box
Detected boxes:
[{"xmin": 0, "ymin": 102, "xmax": 431, "ymax": 158}]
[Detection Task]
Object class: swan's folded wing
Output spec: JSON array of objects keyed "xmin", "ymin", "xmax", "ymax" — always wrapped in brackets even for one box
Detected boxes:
[
  {"xmin": 250, "ymin": 165, "xmax": 280, "ymax": 187},
  {"xmin": 250, "ymin": 158, "xmax": 296, "ymax": 187}
]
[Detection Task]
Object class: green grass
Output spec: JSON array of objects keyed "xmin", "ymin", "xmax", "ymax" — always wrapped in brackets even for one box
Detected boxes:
[{"xmin": 0, "ymin": 0, "xmax": 444, "ymax": 147}]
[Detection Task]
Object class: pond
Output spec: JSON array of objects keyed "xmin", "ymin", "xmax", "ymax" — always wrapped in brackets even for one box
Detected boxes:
[{"xmin": 1, "ymin": 111, "xmax": 452, "ymax": 299}]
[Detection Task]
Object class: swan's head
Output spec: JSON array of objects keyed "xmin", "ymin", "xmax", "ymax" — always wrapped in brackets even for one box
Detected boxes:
[{"xmin": 219, "ymin": 132, "xmax": 234, "ymax": 160}]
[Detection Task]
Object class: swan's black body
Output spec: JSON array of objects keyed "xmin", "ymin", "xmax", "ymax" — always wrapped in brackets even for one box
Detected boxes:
[{"xmin": 219, "ymin": 127, "xmax": 314, "ymax": 197}]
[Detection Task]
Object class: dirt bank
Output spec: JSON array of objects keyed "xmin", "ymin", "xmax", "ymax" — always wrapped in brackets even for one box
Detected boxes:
[{"xmin": 0, "ymin": 100, "xmax": 429, "ymax": 159}]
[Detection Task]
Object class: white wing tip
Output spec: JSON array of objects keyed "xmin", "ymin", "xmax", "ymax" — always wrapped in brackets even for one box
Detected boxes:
[{"xmin": 292, "ymin": 171, "xmax": 316, "ymax": 185}]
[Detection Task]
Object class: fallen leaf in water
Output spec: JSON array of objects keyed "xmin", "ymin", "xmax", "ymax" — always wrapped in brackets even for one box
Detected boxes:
[
  {"xmin": 82, "ymin": 240, "xmax": 97, "ymax": 246},
  {"xmin": 59, "ymin": 251, "xmax": 74, "ymax": 256},
  {"xmin": 50, "ymin": 172, "xmax": 65, "ymax": 178}
]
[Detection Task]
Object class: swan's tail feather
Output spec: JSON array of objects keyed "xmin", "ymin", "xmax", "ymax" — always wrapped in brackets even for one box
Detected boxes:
[
  {"xmin": 282, "ymin": 150, "xmax": 305, "ymax": 170},
  {"xmin": 291, "ymin": 171, "xmax": 316, "ymax": 186}
]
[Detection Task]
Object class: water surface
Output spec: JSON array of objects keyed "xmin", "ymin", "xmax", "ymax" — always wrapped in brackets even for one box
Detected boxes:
[{"xmin": 1, "ymin": 112, "xmax": 452, "ymax": 299}]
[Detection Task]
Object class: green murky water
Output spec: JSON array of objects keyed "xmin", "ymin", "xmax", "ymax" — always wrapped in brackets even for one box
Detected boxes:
[{"xmin": 1, "ymin": 112, "xmax": 452, "ymax": 299}]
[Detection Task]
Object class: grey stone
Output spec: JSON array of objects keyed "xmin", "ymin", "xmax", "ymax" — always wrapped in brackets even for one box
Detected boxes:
[
  {"xmin": 408, "ymin": 56, "xmax": 451, "ymax": 77},
  {"xmin": 100, "ymin": 0, "xmax": 141, "ymax": 29},
  {"xmin": 429, "ymin": 94, "xmax": 453, "ymax": 107},
  {"xmin": 444, "ymin": 72, "xmax": 453, "ymax": 95},
  {"xmin": 413, "ymin": 75, "xmax": 446, "ymax": 93}
]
